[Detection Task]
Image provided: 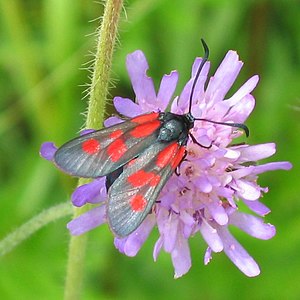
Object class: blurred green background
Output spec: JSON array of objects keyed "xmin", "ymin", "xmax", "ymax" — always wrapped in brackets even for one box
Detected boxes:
[{"xmin": 0, "ymin": 0, "xmax": 299, "ymax": 299}]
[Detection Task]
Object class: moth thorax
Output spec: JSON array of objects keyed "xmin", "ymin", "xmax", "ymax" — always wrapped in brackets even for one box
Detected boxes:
[
  {"xmin": 158, "ymin": 118, "xmax": 187, "ymax": 142},
  {"xmin": 184, "ymin": 113, "xmax": 195, "ymax": 130}
]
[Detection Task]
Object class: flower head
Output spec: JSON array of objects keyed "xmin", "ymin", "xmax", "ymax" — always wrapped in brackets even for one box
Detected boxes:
[{"xmin": 40, "ymin": 49, "xmax": 292, "ymax": 278}]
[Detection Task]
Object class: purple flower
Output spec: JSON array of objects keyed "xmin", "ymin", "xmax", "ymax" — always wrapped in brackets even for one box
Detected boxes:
[{"xmin": 40, "ymin": 49, "xmax": 292, "ymax": 278}]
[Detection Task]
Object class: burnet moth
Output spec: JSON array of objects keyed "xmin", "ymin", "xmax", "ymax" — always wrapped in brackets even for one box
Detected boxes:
[{"xmin": 54, "ymin": 40, "xmax": 249, "ymax": 237}]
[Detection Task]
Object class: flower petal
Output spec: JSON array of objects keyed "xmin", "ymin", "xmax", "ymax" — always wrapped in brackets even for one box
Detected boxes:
[
  {"xmin": 199, "ymin": 219, "xmax": 223, "ymax": 252},
  {"xmin": 224, "ymin": 94, "xmax": 255, "ymax": 123},
  {"xmin": 67, "ymin": 205, "xmax": 106, "ymax": 235},
  {"xmin": 177, "ymin": 58, "xmax": 210, "ymax": 112},
  {"xmin": 80, "ymin": 129, "xmax": 95, "ymax": 136},
  {"xmin": 126, "ymin": 50, "xmax": 157, "ymax": 110},
  {"xmin": 153, "ymin": 236, "xmax": 164, "ymax": 261},
  {"xmin": 179, "ymin": 210, "xmax": 196, "ymax": 238},
  {"xmin": 235, "ymin": 180, "xmax": 261, "ymax": 201},
  {"xmin": 224, "ymin": 148, "xmax": 241, "ymax": 159},
  {"xmin": 230, "ymin": 167, "xmax": 256, "ymax": 179},
  {"xmin": 205, "ymin": 197, "xmax": 228, "ymax": 225},
  {"xmin": 171, "ymin": 232, "xmax": 191, "ymax": 279},
  {"xmin": 71, "ymin": 178, "xmax": 107, "ymax": 207},
  {"xmin": 162, "ymin": 214, "xmax": 179, "ymax": 253},
  {"xmin": 205, "ymin": 51, "xmax": 243, "ymax": 104},
  {"xmin": 157, "ymin": 71, "xmax": 179, "ymax": 111},
  {"xmin": 236, "ymin": 143, "xmax": 276, "ymax": 162},
  {"xmin": 40, "ymin": 142, "xmax": 57, "ymax": 161},
  {"xmin": 252, "ymin": 161, "xmax": 293, "ymax": 175},
  {"xmin": 226, "ymin": 75, "xmax": 259, "ymax": 106},
  {"xmin": 114, "ymin": 237, "xmax": 127, "ymax": 254},
  {"xmin": 191, "ymin": 59, "xmax": 210, "ymax": 106},
  {"xmin": 194, "ymin": 176, "xmax": 213, "ymax": 193},
  {"xmin": 113, "ymin": 96, "xmax": 143, "ymax": 117},
  {"xmin": 229, "ymin": 212, "xmax": 276, "ymax": 240},
  {"xmin": 217, "ymin": 226, "xmax": 260, "ymax": 277},
  {"xmin": 122, "ymin": 215, "xmax": 156, "ymax": 257},
  {"xmin": 104, "ymin": 116, "xmax": 124, "ymax": 127},
  {"xmin": 243, "ymin": 199, "xmax": 271, "ymax": 216},
  {"xmin": 204, "ymin": 247, "xmax": 213, "ymax": 265}
]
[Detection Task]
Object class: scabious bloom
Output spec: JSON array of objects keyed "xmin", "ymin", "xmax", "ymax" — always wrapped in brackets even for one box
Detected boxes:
[{"xmin": 40, "ymin": 49, "xmax": 292, "ymax": 278}]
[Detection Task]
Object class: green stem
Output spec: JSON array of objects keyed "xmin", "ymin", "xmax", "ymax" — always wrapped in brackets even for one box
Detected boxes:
[
  {"xmin": 0, "ymin": 202, "xmax": 72, "ymax": 257},
  {"xmin": 64, "ymin": 1, "xmax": 124, "ymax": 299},
  {"xmin": 86, "ymin": 0, "xmax": 123, "ymax": 130}
]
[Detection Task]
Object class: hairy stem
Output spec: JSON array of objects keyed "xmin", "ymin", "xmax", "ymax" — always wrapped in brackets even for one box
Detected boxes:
[
  {"xmin": 86, "ymin": 1, "xmax": 123, "ymax": 130},
  {"xmin": 64, "ymin": 1, "xmax": 124, "ymax": 299},
  {"xmin": 0, "ymin": 202, "xmax": 72, "ymax": 257}
]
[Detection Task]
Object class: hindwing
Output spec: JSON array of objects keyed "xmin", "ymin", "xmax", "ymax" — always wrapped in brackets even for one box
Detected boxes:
[{"xmin": 107, "ymin": 141, "xmax": 186, "ymax": 237}]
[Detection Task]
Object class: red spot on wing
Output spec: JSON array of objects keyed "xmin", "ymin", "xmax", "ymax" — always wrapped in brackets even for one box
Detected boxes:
[
  {"xmin": 156, "ymin": 143, "xmax": 179, "ymax": 168},
  {"xmin": 131, "ymin": 112, "xmax": 159, "ymax": 124},
  {"xmin": 149, "ymin": 174, "xmax": 161, "ymax": 186},
  {"xmin": 171, "ymin": 146, "xmax": 186, "ymax": 169},
  {"xmin": 107, "ymin": 138, "xmax": 127, "ymax": 162},
  {"xmin": 82, "ymin": 138, "xmax": 100, "ymax": 154},
  {"xmin": 128, "ymin": 170, "xmax": 160, "ymax": 187},
  {"xmin": 127, "ymin": 158, "xmax": 137, "ymax": 167},
  {"xmin": 130, "ymin": 194, "xmax": 147, "ymax": 212},
  {"xmin": 109, "ymin": 129, "xmax": 123, "ymax": 139},
  {"xmin": 129, "ymin": 120, "xmax": 161, "ymax": 138}
]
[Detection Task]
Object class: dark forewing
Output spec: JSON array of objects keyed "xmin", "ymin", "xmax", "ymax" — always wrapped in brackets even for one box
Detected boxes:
[
  {"xmin": 54, "ymin": 112, "xmax": 161, "ymax": 178},
  {"xmin": 107, "ymin": 141, "xmax": 186, "ymax": 237}
]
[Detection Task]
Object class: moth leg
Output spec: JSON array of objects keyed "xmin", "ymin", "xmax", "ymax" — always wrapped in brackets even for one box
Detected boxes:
[
  {"xmin": 175, "ymin": 151, "xmax": 188, "ymax": 176},
  {"xmin": 188, "ymin": 133, "xmax": 212, "ymax": 149}
]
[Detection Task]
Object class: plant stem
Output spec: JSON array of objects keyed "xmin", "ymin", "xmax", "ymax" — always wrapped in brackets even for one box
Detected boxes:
[
  {"xmin": 0, "ymin": 202, "xmax": 72, "ymax": 257},
  {"xmin": 86, "ymin": 1, "xmax": 123, "ymax": 130},
  {"xmin": 64, "ymin": 1, "xmax": 124, "ymax": 299}
]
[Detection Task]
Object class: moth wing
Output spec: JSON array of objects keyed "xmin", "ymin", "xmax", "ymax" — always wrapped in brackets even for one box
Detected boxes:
[
  {"xmin": 107, "ymin": 141, "xmax": 186, "ymax": 237},
  {"xmin": 105, "ymin": 166, "xmax": 124, "ymax": 191},
  {"xmin": 54, "ymin": 112, "xmax": 161, "ymax": 178}
]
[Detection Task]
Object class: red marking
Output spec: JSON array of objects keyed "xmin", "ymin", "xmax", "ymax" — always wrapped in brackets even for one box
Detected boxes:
[
  {"xmin": 127, "ymin": 158, "xmax": 137, "ymax": 167},
  {"xmin": 82, "ymin": 138, "xmax": 100, "ymax": 154},
  {"xmin": 130, "ymin": 120, "xmax": 161, "ymax": 138},
  {"xmin": 128, "ymin": 170, "xmax": 160, "ymax": 187},
  {"xmin": 130, "ymin": 194, "xmax": 147, "ymax": 212},
  {"xmin": 171, "ymin": 146, "xmax": 186, "ymax": 169},
  {"xmin": 131, "ymin": 112, "xmax": 159, "ymax": 124},
  {"xmin": 107, "ymin": 138, "xmax": 127, "ymax": 162},
  {"xmin": 156, "ymin": 143, "xmax": 179, "ymax": 168},
  {"xmin": 149, "ymin": 174, "xmax": 161, "ymax": 186},
  {"xmin": 109, "ymin": 129, "xmax": 123, "ymax": 139}
]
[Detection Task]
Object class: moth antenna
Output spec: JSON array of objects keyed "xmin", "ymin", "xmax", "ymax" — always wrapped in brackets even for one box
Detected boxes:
[
  {"xmin": 195, "ymin": 118, "xmax": 250, "ymax": 137},
  {"xmin": 190, "ymin": 40, "xmax": 249, "ymax": 137},
  {"xmin": 188, "ymin": 38, "xmax": 209, "ymax": 114}
]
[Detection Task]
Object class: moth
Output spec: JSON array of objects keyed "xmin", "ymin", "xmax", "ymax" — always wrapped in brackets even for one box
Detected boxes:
[{"xmin": 53, "ymin": 40, "xmax": 248, "ymax": 237}]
